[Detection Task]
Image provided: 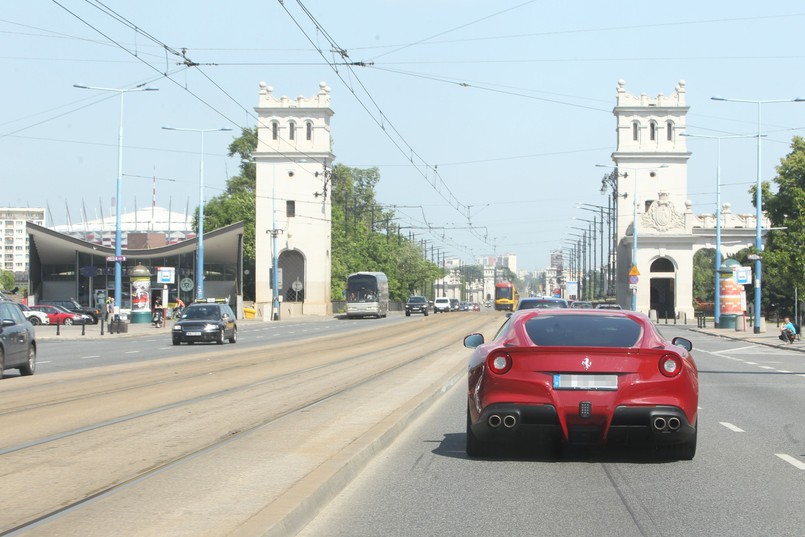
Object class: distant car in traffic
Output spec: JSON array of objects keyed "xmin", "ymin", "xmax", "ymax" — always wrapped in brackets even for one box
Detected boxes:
[
  {"xmin": 450, "ymin": 298, "xmax": 460, "ymax": 312},
  {"xmin": 463, "ymin": 309, "xmax": 698, "ymax": 460},
  {"xmin": 570, "ymin": 301, "xmax": 594, "ymax": 309},
  {"xmin": 39, "ymin": 299, "xmax": 100, "ymax": 324},
  {"xmin": 596, "ymin": 303, "xmax": 623, "ymax": 310},
  {"xmin": 8, "ymin": 302, "xmax": 50, "ymax": 325},
  {"xmin": 433, "ymin": 297, "xmax": 451, "ymax": 313},
  {"xmin": 172, "ymin": 302, "xmax": 237, "ymax": 345},
  {"xmin": 0, "ymin": 300, "xmax": 37, "ymax": 378},
  {"xmin": 516, "ymin": 297, "xmax": 569, "ymax": 310},
  {"xmin": 405, "ymin": 296, "xmax": 430, "ymax": 317},
  {"xmin": 30, "ymin": 304, "xmax": 86, "ymax": 325}
]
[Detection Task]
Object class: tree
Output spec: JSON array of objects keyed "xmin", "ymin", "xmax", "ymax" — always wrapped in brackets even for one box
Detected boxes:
[
  {"xmin": 757, "ymin": 136, "xmax": 805, "ymax": 317},
  {"xmin": 0, "ymin": 270, "xmax": 15, "ymax": 291},
  {"xmin": 201, "ymin": 127, "xmax": 257, "ymax": 298}
]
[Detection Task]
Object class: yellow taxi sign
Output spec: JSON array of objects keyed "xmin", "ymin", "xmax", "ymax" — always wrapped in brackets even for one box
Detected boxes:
[{"xmin": 629, "ymin": 265, "xmax": 640, "ymax": 277}]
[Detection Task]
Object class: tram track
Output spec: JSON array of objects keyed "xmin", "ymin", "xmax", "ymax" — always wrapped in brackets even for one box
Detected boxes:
[{"xmin": 0, "ymin": 313, "xmax": 499, "ymax": 535}]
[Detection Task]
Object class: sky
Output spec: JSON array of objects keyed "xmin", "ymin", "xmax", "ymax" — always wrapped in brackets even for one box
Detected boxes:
[{"xmin": 3, "ymin": 1, "xmax": 805, "ymax": 272}]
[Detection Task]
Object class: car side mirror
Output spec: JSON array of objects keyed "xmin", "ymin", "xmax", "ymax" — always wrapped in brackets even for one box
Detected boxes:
[
  {"xmin": 464, "ymin": 333, "xmax": 484, "ymax": 349},
  {"xmin": 672, "ymin": 336, "xmax": 692, "ymax": 352}
]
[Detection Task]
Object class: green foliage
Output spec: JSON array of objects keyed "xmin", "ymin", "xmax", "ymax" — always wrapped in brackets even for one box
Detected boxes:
[
  {"xmin": 692, "ymin": 249, "xmax": 716, "ymax": 303},
  {"xmin": 330, "ymin": 164, "xmax": 442, "ymax": 301},
  {"xmin": 759, "ymin": 136, "xmax": 805, "ymax": 315},
  {"xmin": 202, "ymin": 129, "xmax": 444, "ymax": 303},
  {"xmin": 0, "ymin": 270, "xmax": 15, "ymax": 291}
]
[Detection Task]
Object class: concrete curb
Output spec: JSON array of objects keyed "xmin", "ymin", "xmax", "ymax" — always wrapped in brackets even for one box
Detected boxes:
[{"xmin": 230, "ymin": 360, "xmax": 466, "ymax": 537}]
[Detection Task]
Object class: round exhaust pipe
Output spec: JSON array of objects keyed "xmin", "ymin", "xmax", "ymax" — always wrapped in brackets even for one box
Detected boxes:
[
  {"xmin": 488, "ymin": 414, "xmax": 502, "ymax": 428},
  {"xmin": 653, "ymin": 417, "xmax": 667, "ymax": 431},
  {"xmin": 667, "ymin": 417, "xmax": 681, "ymax": 431},
  {"xmin": 503, "ymin": 415, "xmax": 517, "ymax": 428}
]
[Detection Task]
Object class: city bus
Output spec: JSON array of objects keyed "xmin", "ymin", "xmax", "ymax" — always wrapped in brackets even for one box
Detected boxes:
[
  {"xmin": 345, "ymin": 272, "xmax": 390, "ymax": 318},
  {"xmin": 494, "ymin": 281, "xmax": 519, "ymax": 312}
]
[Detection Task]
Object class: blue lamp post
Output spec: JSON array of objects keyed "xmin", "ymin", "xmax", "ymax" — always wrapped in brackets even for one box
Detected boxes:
[
  {"xmin": 711, "ymin": 96, "xmax": 805, "ymax": 332},
  {"xmin": 162, "ymin": 126, "xmax": 232, "ymax": 301},
  {"xmin": 74, "ymin": 84, "xmax": 158, "ymax": 309},
  {"xmin": 682, "ymin": 131, "xmax": 757, "ymax": 328}
]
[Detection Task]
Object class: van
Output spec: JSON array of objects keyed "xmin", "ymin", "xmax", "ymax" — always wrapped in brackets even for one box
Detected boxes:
[{"xmin": 433, "ymin": 297, "xmax": 451, "ymax": 313}]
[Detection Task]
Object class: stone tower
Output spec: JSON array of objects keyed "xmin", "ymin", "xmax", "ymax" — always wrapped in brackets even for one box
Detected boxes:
[
  {"xmin": 253, "ymin": 82, "xmax": 335, "ymax": 318},
  {"xmin": 610, "ymin": 80, "xmax": 691, "ymax": 314}
]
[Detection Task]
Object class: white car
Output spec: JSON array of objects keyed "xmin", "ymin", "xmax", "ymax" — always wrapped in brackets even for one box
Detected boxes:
[
  {"xmin": 433, "ymin": 297, "xmax": 451, "ymax": 313},
  {"xmin": 10, "ymin": 301, "xmax": 50, "ymax": 325}
]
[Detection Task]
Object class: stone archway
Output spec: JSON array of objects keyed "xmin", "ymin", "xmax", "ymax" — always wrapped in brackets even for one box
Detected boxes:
[
  {"xmin": 650, "ymin": 257, "xmax": 676, "ymax": 319},
  {"xmin": 278, "ymin": 250, "xmax": 305, "ymax": 303}
]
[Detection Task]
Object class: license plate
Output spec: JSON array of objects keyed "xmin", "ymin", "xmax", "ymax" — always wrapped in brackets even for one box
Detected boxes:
[
  {"xmin": 553, "ymin": 374, "xmax": 618, "ymax": 390},
  {"xmin": 186, "ymin": 331, "xmax": 202, "ymax": 336}
]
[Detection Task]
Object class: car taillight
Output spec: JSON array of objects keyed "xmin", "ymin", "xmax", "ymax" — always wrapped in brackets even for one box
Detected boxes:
[
  {"xmin": 486, "ymin": 352, "xmax": 512, "ymax": 375},
  {"xmin": 659, "ymin": 354, "xmax": 682, "ymax": 377}
]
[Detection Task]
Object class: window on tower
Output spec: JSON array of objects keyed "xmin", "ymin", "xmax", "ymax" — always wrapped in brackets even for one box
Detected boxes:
[
  {"xmin": 272, "ymin": 122, "xmax": 279, "ymax": 140},
  {"xmin": 289, "ymin": 121, "xmax": 296, "ymax": 140},
  {"xmin": 306, "ymin": 121, "xmax": 313, "ymax": 141},
  {"xmin": 632, "ymin": 121, "xmax": 639, "ymax": 141}
]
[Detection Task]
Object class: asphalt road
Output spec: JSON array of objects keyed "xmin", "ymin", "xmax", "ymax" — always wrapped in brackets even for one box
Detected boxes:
[
  {"xmin": 297, "ymin": 326, "xmax": 805, "ymax": 537},
  {"xmin": 24, "ymin": 316, "xmax": 412, "ymax": 375}
]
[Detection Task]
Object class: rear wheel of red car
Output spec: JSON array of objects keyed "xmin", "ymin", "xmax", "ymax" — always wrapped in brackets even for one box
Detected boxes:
[
  {"xmin": 64, "ymin": 318, "xmax": 73, "ymax": 326},
  {"xmin": 466, "ymin": 406, "xmax": 492, "ymax": 458}
]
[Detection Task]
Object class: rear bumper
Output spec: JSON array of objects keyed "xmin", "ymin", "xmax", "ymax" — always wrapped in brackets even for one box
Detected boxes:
[{"xmin": 470, "ymin": 403, "xmax": 695, "ymax": 446}]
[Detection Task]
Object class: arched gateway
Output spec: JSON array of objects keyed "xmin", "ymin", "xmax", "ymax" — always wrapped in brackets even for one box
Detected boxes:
[{"xmin": 606, "ymin": 81, "xmax": 760, "ymax": 319}]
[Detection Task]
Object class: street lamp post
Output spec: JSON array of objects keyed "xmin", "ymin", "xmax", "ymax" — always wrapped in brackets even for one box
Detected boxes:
[
  {"xmin": 74, "ymin": 84, "xmax": 158, "ymax": 309},
  {"xmin": 711, "ymin": 96, "xmax": 805, "ymax": 333},
  {"xmin": 573, "ymin": 216, "xmax": 599, "ymax": 299},
  {"xmin": 162, "ymin": 126, "xmax": 232, "ymax": 301},
  {"xmin": 579, "ymin": 204, "xmax": 608, "ymax": 298},
  {"xmin": 682, "ymin": 132, "xmax": 758, "ymax": 328},
  {"xmin": 596, "ymin": 164, "xmax": 668, "ymax": 311}
]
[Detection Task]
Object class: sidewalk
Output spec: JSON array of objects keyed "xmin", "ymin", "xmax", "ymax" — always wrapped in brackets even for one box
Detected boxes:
[{"xmin": 689, "ymin": 322, "xmax": 805, "ymax": 353}]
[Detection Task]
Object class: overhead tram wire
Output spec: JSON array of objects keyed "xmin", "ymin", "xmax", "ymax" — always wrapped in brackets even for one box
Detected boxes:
[
  {"xmin": 280, "ymin": 1, "xmax": 484, "ymax": 239},
  {"xmin": 55, "ymin": 0, "xmax": 491, "ymax": 256}
]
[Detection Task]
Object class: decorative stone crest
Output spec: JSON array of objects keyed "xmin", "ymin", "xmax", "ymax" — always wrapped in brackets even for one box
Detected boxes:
[{"xmin": 642, "ymin": 191, "xmax": 684, "ymax": 232}]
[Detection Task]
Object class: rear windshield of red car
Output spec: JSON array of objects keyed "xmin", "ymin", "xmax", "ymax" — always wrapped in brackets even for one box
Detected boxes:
[{"xmin": 524, "ymin": 314, "xmax": 642, "ymax": 347}]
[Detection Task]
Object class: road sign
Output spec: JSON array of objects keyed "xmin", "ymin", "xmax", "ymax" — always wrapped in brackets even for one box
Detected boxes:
[
  {"xmin": 746, "ymin": 254, "xmax": 762, "ymax": 260},
  {"xmin": 629, "ymin": 275, "xmax": 639, "ymax": 285},
  {"xmin": 180, "ymin": 277, "xmax": 194, "ymax": 292},
  {"xmin": 157, "ymin": 266, "xmax": 175, "ymax": 284},
  {"xmin": 106, "ymin": 255, "xmax": 126, "ymax": 262},
  {"xmin": 629, "ymin": 265, "xmax": 640, "ymax": 277}
]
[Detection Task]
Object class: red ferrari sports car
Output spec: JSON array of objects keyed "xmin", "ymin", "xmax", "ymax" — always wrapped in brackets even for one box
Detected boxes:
[{"xmin": 464, "ymin": 309, "xmax": 698, "ymax": 460}]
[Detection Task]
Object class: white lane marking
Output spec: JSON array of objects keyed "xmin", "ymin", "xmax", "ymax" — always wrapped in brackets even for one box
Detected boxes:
[
  {"xmin": 776, "ymin": 454, "xmax": 805, "ymax": 470},
  {"xmin": 745, "ymin": 361, "xmax": 757, "ymax": 365},
  {"xmin": 38, "ymin": 360, "xmax": 52, "ymax": 364},
  {"xmin": 778, "ymin": 370, "xmax": 793, "ymax": 374},
  {"xmin": 712, "ymin": 346, "xmax": 758, "ymax": 354},
  {"xmin": 80, "ymin": 355, "xmax": 101, "ymax": 360},
  {"xmin": 720, "ymin": 422, "xmax": 745, "ymax": 433},
  {"xmin": 758, "ymin": 366, "xmax": 775, "ymax": 370},
  {"xmin": 124, "ymin": 350, "xmax": 140, "ymax": 354},
  {"xmin": 799, "ymin": 374, "xmax": 805, "ymax": 379}
]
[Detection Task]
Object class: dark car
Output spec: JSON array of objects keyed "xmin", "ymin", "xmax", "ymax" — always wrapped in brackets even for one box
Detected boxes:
[
  {"xmin": 516, "ymin": 297, "xmax": 569, "ymax": 310},
  {"xmin": 571, "ymin": 301, "xmax": 594, "ymax": 309},
  {"xmin": 39, "ymin": 299, "xmax": 101, "ymax": 324},
  {"xmin": 450, "ymin": 298, "xmax": 460, "ymax": 312},
  {"xmin": 405, "ymin": 296, "xmax": 429, "ymax": 317},
  {"xmin": 172, "ymin": 302, "xmax": 237, "ymax": 345},
  {"xmin": 0, "ymin": 301, "xmax": 37, "ymax": 378},
  {"xmin": 463, "ymin": 309, "xmax": 697, "ymax": 460}
]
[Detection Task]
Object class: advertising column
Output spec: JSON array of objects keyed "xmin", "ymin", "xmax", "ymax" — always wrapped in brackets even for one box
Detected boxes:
[{"xmin": 130, "ymin": 264, "xmax": 152, "ymax": 324}]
